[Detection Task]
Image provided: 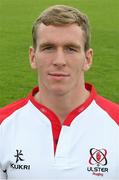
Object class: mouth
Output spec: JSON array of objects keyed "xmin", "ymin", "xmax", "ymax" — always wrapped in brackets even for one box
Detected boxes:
[{"xmin": 48, "ymin": 72, "xmax": 70, "ymax": 80}]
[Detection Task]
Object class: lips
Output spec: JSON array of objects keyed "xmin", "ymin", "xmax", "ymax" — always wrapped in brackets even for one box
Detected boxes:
[
  {"xmin": 48, "ymin": 72, "xmax": 69, "ymax": 77},
  {"xmin": 48, "ymin": 72, "xmax": 70, "ymax": 80}
]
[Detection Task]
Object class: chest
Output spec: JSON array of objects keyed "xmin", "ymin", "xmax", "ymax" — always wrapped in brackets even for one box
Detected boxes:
[{"xmin": 3, "ymin": 112, "xmax": 119, "ymax": 179}]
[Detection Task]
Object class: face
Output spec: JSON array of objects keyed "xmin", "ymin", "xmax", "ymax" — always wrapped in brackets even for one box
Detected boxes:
[{"xmin": 29, "ymin": 23, "xmax": 93, "ymax": 96}]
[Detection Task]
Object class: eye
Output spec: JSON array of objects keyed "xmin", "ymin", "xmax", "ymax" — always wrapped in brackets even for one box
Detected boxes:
[
  {"xmin": 40, "ymin": 44, "xmax": 55, "ymax": 52},
  {"xmin": 68, "ymin": 47, "xmax": 77, "ymax": 52},
  {"xmin": 42, "ymin": 46, "xmax": 54, "ymax": 51},
  {"xmin": 66, "ymin": 47, "xmax": 77, "ymax": 54}
]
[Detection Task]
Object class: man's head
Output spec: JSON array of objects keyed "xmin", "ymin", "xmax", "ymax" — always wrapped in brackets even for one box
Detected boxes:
[
  {"xmin": 29, "ymin": 5, "xmax": 93, "ymax": 96},
  {"xmin": 32, "ymin": 5, "xmax": 90, "ymax": 51}
]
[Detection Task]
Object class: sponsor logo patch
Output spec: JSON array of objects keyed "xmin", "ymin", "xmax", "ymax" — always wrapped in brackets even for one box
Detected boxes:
[{"xmin": 10, "ymin": 149, "xmax": 31, "ymax": 170}]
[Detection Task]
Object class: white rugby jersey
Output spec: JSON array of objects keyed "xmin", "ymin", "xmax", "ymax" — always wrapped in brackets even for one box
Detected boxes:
[{"xmin": 0, "ymin": 84, "xmax": 119, "ymax": 179}]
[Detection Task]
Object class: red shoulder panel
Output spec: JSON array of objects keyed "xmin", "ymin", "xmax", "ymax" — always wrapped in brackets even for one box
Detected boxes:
[
  {"xmin": 0, "ymin": 98, "xmax": 28, "ymax": 124},
  {"xmin": 95, "ymin": 95, "xmax": 119, "ymax": 125}
]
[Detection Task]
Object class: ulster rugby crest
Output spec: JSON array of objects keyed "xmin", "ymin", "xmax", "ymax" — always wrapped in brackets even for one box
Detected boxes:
[{"xmin": 87, "ymin": 148, "xmax": 108, "ymax": 177}]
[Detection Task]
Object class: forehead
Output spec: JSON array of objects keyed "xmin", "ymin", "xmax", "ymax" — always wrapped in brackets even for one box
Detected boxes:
[{"xmin": 36, "ymin": 23, "xmax": 85, "ymax": 45}]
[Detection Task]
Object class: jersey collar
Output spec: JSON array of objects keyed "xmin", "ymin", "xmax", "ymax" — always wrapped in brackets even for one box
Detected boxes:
[
  {"xmin": 28, "ymin": 83, "xmax": 97, "ymax": 153},
  {"xmin": 28, "ymin": 83, "xmax": 97, "ymax": 126}
]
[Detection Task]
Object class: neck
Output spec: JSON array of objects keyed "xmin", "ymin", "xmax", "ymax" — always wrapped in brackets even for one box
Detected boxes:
[{"xmin": 34, "ymin": 84, "xmax": 90, "ymax": 124}]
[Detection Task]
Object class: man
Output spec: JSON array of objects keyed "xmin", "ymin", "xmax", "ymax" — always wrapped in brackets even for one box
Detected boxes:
[{"xmin": 0, "ymin": 5, "xmax": 119, "ymax": 179}]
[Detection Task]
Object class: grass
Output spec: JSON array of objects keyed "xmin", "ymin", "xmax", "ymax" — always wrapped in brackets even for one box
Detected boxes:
[{"xmin": 0, "ymin": 0, "xmax": 119, "ymax": 107}]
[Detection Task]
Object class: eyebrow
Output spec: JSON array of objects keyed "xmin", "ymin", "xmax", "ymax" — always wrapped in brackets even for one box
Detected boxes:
[
  {"xmin": 64, "ymin": 43, "xmax": 81, "ymax": 49},
  {"xmin": 39, "ymin": 42, "xmax": 55, "ymax": 49}
]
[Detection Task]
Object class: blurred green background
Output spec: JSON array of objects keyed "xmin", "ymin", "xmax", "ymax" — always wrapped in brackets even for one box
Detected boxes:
[{"xmin": 0, "ymin": 0, "xmax": 119, "ymax": 107}]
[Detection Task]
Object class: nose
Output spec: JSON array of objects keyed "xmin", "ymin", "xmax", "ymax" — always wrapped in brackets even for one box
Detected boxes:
[{"xmin": 53, "ymin": 48, "xmax": 66, "ymax": 67}]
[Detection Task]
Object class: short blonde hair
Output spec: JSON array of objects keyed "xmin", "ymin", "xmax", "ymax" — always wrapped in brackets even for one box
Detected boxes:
[{"xmin": 32, "ymin": 5, "xmax": 91, "ymax": 51}]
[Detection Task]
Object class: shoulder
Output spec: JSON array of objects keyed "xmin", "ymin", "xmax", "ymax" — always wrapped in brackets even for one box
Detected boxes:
[
  {"xmin": 95, "ymin": 95, "xmax": 119, "ymax": 125},
  {"xmin": 0, "ymin": 98, "xmax": 28, "ymax": 124},
  {"xmin": 0, "ymin": 87, "xmax": 39, "ymax": 125}
]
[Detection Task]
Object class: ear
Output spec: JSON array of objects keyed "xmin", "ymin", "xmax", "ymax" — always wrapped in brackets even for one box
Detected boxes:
[
  {"xmin": 29, "ymin": 47, "xmax": 37, "ymax": 70},
  {"xmin": 83, "ymin": 48, "xmax": 93, "ymax": 72}
]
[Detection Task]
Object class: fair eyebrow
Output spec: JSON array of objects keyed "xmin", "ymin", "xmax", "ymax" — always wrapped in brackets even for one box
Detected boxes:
[{"xmin": 39, "ymin": 42, "xmax": 55, "ymax": 49}]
